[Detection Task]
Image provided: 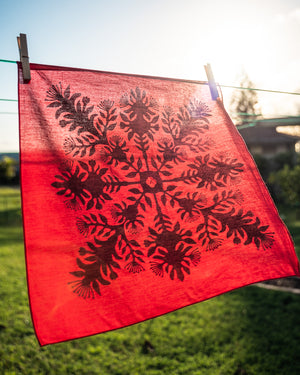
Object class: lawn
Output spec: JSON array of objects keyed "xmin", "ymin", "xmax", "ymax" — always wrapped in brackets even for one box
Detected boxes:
[{"xmin": 0, "ymin": 188, "xmax": 299, "ymax": 374}]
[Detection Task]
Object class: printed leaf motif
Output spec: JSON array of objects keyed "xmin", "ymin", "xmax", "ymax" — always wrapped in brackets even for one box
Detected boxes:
[{"xmin": 46, "ymin": 84, "xmax": 274, "ymax": 299}]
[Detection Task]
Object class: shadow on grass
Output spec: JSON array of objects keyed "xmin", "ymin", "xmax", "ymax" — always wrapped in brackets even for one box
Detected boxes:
[
  {"xmin": 141, "ymin": 286, "xmax": 298, "ymax": 375},
  {"xmin": 230, "ymin": 286, "xmax": 300, "ymax": 374},
  {"xmin": 0, "ymin": 208, "xmax": 22, "ymax": 227},
  {"xmin": 0, "ymin": 225, "xmax": 23, "ymax": 246}
]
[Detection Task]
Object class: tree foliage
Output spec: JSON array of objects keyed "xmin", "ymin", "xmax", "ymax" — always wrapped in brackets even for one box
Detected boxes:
[{"xmin": 230, "ymin": 72, "xmax": 261, "ymax": 125}]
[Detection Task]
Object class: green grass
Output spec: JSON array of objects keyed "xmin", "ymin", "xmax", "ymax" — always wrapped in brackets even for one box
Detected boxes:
[{"xmin": 0, "ymin": 188, "xmax": 299, "ymax": 374}]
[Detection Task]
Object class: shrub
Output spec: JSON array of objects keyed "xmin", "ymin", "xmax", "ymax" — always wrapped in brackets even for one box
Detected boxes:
[
  {"xmin": 0, "ymin": 156, "xmax": 19, "ymax": 185},
  {"xmin": 269, "ymin": 164, "xmax": 300, "ymax": 207}
]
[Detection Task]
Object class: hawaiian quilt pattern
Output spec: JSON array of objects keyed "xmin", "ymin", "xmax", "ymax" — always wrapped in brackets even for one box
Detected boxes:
[{"xmin": 19, "ymin": 64, "xmax": 299, "ymax": 345}]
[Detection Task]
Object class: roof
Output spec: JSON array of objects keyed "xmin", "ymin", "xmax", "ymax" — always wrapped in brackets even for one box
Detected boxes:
[
  {"xmin": 237, "ymin": 116, "xmax": 300, "ymax": 128},
  {"xmin": 238, "ymin": 124, "xmax": 300, "ymax": 145}
]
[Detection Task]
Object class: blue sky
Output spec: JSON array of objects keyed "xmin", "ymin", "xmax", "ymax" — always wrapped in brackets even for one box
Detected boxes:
[{"xmin": 1, "ymin": 0, "xmax": 300, "ymax": 151}]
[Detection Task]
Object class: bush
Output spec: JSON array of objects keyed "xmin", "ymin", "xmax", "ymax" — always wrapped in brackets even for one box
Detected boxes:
[
  {"xmin": 269, "ymin": 164, "xmax": 300, "ymax": 208},
  {"xmin": 0, "ymin": 156, "xmax": 19, "ymax": 185},
  {"xmin": 253, "ymin": 154, "xmax": 270, "ymax": 181},
  {"xmin": 252, "ymin": 152, "xmax": 299, "ymax": 204}
]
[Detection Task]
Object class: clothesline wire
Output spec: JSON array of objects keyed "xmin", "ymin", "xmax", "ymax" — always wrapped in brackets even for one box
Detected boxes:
[
  {"xmin": 220, "ymin": 84, "xmax": 300, "ymax": 96},
  {"xmin": 0, "ymin": 59, "xmax": 16, "ymax": 64},
  {"xmin": 1, "ymin": 58, "xmax": 300, "ymax": 98}
]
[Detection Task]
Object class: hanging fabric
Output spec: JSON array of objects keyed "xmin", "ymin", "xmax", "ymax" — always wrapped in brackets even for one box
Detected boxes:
[{"xmin": 18, "ymin": 63, "xmax": 299, "ymax": 346}]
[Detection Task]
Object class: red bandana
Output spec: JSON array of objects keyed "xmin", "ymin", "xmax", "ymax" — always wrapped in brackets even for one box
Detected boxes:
[{"xmin": 18, "ymin": 63, "xmax": 299, "ymax": 345}]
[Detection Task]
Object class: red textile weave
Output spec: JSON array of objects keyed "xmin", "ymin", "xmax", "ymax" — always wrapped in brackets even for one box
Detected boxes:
[{"xmin": 18, "ymin": 63, "xmax": 299, "ymax": 346}]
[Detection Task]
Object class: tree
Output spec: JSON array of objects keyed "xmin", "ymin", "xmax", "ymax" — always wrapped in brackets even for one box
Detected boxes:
[{"xmin": 230, "ymin": 71, "xmax": 261, "ymax": 125}]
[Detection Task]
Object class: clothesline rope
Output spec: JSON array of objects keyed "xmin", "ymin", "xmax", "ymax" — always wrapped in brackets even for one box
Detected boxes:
[{"xmin": 1, "ymin": 58, "xmax": 300, "ymax": 97}]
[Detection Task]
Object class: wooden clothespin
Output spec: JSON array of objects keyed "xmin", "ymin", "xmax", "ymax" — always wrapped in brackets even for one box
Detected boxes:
[
  {"xmin": 17, "ymin": 33, "xmax": 31, "ymax": 83},
  {"xmin": 204, "ymin": 63, "xmax": 219, "ymax": 100}
]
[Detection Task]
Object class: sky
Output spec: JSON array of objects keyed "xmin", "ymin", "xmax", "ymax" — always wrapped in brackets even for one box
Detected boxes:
[{"xmin": 1, "ymin": 0, "xmax": 300, "ymax": 152}]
